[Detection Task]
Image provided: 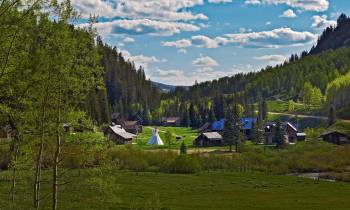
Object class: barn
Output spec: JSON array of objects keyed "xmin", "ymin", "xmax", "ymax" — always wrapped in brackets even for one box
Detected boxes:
[
  {"xmin": 104, "ymin": 125, "xmax": 136, "ymax": 145},
  {"xmin": 321, "ymin": 130, "xmax": 350, "ymax": 145},
  {"xmin": 193, "ymin": 132, "xmax": 223, "ymax": 147}
]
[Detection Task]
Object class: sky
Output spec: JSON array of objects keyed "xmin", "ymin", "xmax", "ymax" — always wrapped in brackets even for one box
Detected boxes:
[{"xmin": 71, "ymin": 0, "xmax": 350, "ymax": 86}]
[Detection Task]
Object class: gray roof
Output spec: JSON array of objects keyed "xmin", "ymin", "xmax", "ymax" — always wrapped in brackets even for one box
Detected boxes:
[
  {"xmin": 202, "ymin": 132, "xmax": 223, "ymax": 140},
  {"xmin": 297, "ymin": 133, "xmax": 306, "ymax": 137},
  {"xmin": 109, "ymin": 125, "xmax": 136, "ymax": 140}
]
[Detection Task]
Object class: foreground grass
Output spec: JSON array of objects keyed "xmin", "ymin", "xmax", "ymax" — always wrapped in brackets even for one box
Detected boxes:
[{"xmin": 1, "ymin": 170, "xmax": 350, "ymax": 210}]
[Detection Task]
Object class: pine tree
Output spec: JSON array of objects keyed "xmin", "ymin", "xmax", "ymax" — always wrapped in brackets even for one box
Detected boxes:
[
  {"xmin": 180, "ymin": 141, "xmax": 187, "ymax": 155},
  {"xmin": 274, "ymin": 122, "xmax": 285, "ymax": 148},
  {"xmin": 223, "ymin": 104, "xmax": 242, "ymax": 152}
]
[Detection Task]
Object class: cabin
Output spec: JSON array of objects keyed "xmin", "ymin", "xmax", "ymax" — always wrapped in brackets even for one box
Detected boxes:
[
  {"xmin": 264, "ymin": 122, "xmax": 305, "ymax": 144},
  {"xmin": 122, "ymin": 121, "xmax": 142, "ymax": 134},
  {"xmin": 193, "ymin": 132, "xmax": 223, "ymax": 147},
  {"xmin": 104, "ymin": 125, "xmax": 136, "ymax": 145},
  {"xmin": 321, "ymin": 131, "xmax": 350, "ymax": 145},
  {"xmin": 285, "ymin": 122, "xmax": 298, "ymax": 143},
  {"xmin": 240, "ymin": 117, "xmax": 257, "ymax": 140},
  {"xmin": 161, "ymin": 117, "xmax": 180, "ymax": 127}
]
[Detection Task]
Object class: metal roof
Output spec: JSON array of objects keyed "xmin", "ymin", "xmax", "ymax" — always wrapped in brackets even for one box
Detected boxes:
[
  {"xmin": 202, "ymin": 132, "xmax": 223, "ymax": 140},
  {"xmin": 109, "ymin": 125, "xmax": 136, "ymax": 139}
]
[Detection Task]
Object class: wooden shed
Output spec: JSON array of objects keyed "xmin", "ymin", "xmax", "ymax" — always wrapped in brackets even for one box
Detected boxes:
[
  {"xmin": 321, "ymin": 131, "xmax": 350, "ymax": 145},
  {"xmin": 104, "ymin": 125, "xmax": 136, "ymax": 145},
  {"xmin": 122, "ymin": 121, "xmax": 142, "ymax": 134},
  {"xmin": 161, "ymin": 117, "xmax": 180, "ymax": 127},
  {"xmin": 193, "ymin": 132, "xmax": 223, "ymax": 147}
]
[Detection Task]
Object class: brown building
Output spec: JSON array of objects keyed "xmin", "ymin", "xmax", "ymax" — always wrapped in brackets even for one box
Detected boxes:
[
  {"xmin": 162, "ymin": 117, "xmax": 180, "ymax": 127},
  {"xmin": 104, "ymin": 125, "xmax": 136, "ymax": 145},
  {"xmin": 122, "ymin": 121, "xmax": 142, "ymax": 134},
  {"xmin": 193, "ymin": 132, "xmax": 223, "ymax": 147},
  {"xmin": 321, "ymin": 131, "xmax": 350, "ymax": 145},
  {"xmin": 264, "ymin": 122, "xmax": 305, "ymax": 144}
]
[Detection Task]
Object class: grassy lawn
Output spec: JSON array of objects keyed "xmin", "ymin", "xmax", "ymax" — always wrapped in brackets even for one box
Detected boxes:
[
  {"xmin": 1, "ymin": 170, "xmax": 350, "ymax": 210},
  {"xmin": 133, "ymin": 126, "xmax": 199, "ymax": 150}
]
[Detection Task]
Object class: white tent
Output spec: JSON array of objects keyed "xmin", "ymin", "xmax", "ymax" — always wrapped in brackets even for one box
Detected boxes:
[{"xmin": 147, "ymin": 128, "xmax": 164, "ymax": 145}]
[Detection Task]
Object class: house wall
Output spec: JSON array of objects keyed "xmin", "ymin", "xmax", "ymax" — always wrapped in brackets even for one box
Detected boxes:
[
  {"xmin": 323, "ymin": 133, "xmax": 350, "ymax": 145},
  {"xmin": 193, "ymin": 136, "xmax": 223, "ymax": 147}
]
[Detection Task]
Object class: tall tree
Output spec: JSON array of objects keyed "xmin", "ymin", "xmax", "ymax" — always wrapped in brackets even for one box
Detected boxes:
[
  {"xmin": 223, "ymin": 104, "xmax": 242, "ymax": 152},
  {"xmin": 274, "ymin": 122, "xmax": 285, "ymax": 148}
]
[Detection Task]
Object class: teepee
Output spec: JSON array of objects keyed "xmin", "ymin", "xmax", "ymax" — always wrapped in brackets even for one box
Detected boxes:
[{"xmin": 147, "ymin": 128, "xmax": 164, "ymax": 145}]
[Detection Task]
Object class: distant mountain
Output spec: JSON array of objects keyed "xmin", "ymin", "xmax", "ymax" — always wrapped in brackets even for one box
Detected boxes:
[
  {"xmin": 309, "ymin": 14, "xmax": 350, "ymax": 55},
  {"xmin": 152, "ymin": 81, "xmax": 177, "ymax": 93}
]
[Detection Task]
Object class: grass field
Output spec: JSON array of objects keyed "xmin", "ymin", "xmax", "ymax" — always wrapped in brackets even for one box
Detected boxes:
[
  {"xmin": 134, "ymin": 126, "xmax": 199, "ymax": 149},
  {"xmin": 1, "ymin": 170, "xmax": 350, "ymax": 210}
]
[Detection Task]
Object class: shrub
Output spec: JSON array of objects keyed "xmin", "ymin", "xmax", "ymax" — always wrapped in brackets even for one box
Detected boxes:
[{"xmin": 167, "ymin": 155, "xmax": 202, "ymax": 174}]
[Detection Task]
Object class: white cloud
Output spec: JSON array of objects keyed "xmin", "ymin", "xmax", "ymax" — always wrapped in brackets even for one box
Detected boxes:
[
  {"xmin": 68, "ymin": 0, "xmax": 116, "ymax": 18},
  {"xmin": 312, "ymin": 15, "xmax": 336, "ymax": 29},
  {"xmin": 114, "ymin": 0, "xmax": 208, "ymax": 21},
  {"xmin": 151, "ymin": 68, "xmax": 232, "ymax": 86},
  {"xmin": 161, "ymin": 28, "xmax": 317, "ymax": 49},
  {"xmin": 191, "ymin": 35, "xmax": 224, "ymax": 48},
  {"xmin": 224, "ymin": 27, "xmax": 317, "ymax": 48},
  {"xmin": 245, "ymin": 0, "xmax": 329, "ymax": 12},
  {"xmin": 80, "ymin": 19, "xmax": 200, "ymax": 36},
  {"xmin": 122, "ymin": 37, "xmax": 135, "ymax": 43},
  {"xmin": 68, "ymin": 0, "xmax": 208, "ymax": 21},
  {"xmin": 162, "ymin": 39, "xmax": 192, "ymax": 48},
  {"xmin": 280, "ymin": 9, "xmax": 297, "ymax": 18},
  {"xmin": 69, "ymin": 0, "xmax": 209, "ymax": 37},
  {"xmin": 120, "ymin": 50, "xmax": 166, "ymax": 69},
  {"xmin": 254, "ymin": 54, "xmax": 287, "ymax": 65},
  {"xmin": 193, "ymin": 55, "xmax": 219, "ymax": 67},
  {"xmin": 208, "ymin": 0, "xmax": 233, "ymax": 3},
  {"xmin": 245, "ymin": 0, "xmax": 261, "ymax": 5}
]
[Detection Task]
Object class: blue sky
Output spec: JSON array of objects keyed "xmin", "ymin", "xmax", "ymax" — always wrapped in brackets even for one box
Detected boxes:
[{"xmin": 73, "ymin": 0, "xmax": 350, "ymax": 85}]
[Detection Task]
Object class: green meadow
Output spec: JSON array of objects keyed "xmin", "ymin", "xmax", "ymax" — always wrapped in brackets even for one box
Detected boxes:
[
  {"xmin": 1, "ymin": 170, "xmax": 350, "ymax": 210},
  {"xmin": 133, "ymin": 126, "xmax": 199, "ymax": 149}
]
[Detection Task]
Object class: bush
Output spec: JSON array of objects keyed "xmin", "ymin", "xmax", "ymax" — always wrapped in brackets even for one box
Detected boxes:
[{"xmin": 167, "ymin": 155, "xmax": 202, "ymax": 174}]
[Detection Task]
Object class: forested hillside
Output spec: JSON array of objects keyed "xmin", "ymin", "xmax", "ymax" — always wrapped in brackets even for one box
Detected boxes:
[{"xmin": 85, "ymin": 39, "xmax": 161, "ymax": 124}]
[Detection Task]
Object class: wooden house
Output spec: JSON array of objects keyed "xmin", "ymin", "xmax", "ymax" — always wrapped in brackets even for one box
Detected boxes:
[
  {"xmin": 193, "ymin": 132, "xmax": 223, "ymax": 147},
  {"xmin": 264, "ymin": 122, "xmax": 305, "ymax": 144},
  {"xmin": 104, "ymin": 125, "xmax": 136, "ymax": 145},
  {"xmin": 122, "ymin": 121, "xmax": 142, "ymax": 134},
  {"xmin": 321, "ymin": 131, "xmax": 350, "ymax": 145},
  {"xmin": 161, "ymin": 117, "xmax": 180, "ymax": 127}
]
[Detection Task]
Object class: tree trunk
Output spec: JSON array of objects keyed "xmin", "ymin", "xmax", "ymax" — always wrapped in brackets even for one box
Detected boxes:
[
  {"xmin": 10, "ymin": 126, "xmax": 20, "ymax": 202},
  {"xmin": 34, "ymin": 132, "xmax": 44, "ymax": 209},
  {"xmin": 52, "ymin": 81, "xmax": 61, "ymax": 210},
  {"xmin": 34, "ymin": 91, "xmax": 49, "ymax": 209}
]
